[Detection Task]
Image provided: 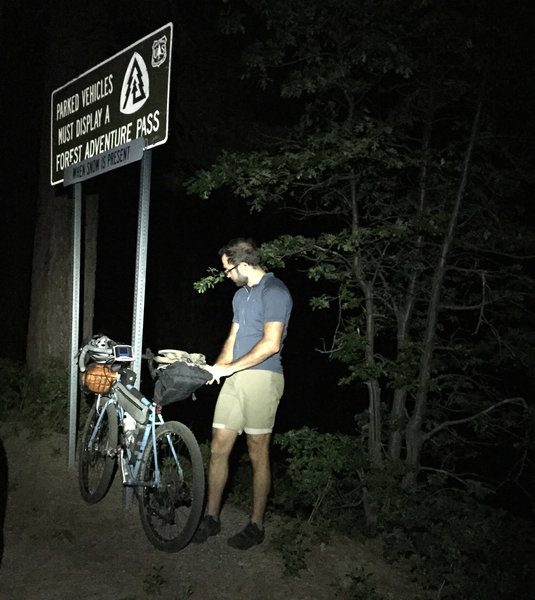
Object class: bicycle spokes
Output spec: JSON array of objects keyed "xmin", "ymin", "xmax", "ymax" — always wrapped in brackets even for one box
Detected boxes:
[{"xmin": 138, "ymin": 423, "xmax": 204, "ymax": 552}]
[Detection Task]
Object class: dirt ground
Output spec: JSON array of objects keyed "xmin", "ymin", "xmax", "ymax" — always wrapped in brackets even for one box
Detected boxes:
[{"xmin": 0, "ymin": 425, "xmax": 421, "ymax": 600}]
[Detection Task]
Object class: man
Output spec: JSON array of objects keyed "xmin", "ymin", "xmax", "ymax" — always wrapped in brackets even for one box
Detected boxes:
[{"xmin": 194, "ymin": 238, "xmax": 292, "ymax": 550}]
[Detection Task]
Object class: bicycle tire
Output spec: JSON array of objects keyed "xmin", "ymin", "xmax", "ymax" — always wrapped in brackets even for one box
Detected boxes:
[
  {"xmin": 78, "ymin": 400, "xmax": 118, "ymax": 504},
  {"xmin": 138, "ymin": 421, "xmax": 204, "ymax": 552}
]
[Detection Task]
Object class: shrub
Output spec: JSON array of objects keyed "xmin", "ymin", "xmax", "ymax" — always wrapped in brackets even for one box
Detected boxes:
[
  {"xmin": 269, "ymin": 517, "xmax": 326, "ymax": 576},
  {"xmin": 272, "ymin": 427, "xmax": 363, "ymax": 525},
  {"xmin": 271, "ymin": 427, "xmax": 535, "ymax": 599}
]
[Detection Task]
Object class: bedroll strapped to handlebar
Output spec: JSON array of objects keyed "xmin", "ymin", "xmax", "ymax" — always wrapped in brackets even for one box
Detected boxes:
[{"xmin": 153, "ymin": 350, "xmax": 212, "ymax": 406}]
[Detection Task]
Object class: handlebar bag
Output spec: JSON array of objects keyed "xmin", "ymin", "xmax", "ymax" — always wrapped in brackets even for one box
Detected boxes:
[{"xmin": 154, "ymin": 360, "xmax": 211, "ymax": 406}]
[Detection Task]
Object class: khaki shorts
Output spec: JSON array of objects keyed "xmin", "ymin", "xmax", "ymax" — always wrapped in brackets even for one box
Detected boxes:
[{"xmin": 213, "ymin": 370, "xmax": 284, "ymax": 435}]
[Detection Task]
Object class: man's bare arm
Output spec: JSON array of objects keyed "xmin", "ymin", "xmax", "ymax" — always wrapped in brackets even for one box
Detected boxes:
[
  {"xmin": 215, "ymin": 322, "xmax": 239, "ymax": 365},
  {"xmin": 207, "ymin": 321, "xmax": 284, "ymax": 383}
]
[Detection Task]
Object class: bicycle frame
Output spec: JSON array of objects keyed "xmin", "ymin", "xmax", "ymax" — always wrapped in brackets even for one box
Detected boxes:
[{"xmin": 91, "ymin": 393, "xmax": 187, "ymax": 496}]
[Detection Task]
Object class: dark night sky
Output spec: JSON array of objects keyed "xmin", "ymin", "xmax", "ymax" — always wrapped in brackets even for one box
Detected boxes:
[{"xmin": 1, "ymin": 7, "xmax": 41, "ymax": 363}]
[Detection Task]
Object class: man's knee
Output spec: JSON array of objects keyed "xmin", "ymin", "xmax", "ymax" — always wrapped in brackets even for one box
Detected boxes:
[
  {"xmin": 246, "ymin": 434, "xmax": 271, "ymax": 461},
  {"xmin": 210, "ymin": 428, "xmax": 237, "ymax": 459}
]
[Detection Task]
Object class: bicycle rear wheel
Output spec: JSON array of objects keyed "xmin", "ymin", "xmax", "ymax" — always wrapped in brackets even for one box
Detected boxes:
[
  {"xmin": 78, "ymin": 400, "xmax": 118, "ymax": 503},
  {"xmin": 138, "ymin": 421, "xmax": 204, "ymax": 552}
]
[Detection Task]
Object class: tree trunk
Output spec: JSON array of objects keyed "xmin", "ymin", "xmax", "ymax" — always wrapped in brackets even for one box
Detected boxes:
[
  {"xmin": 389, "ymin": 91, "xmax": 434, "ymax": 460},
  {"xmin": 405, "ymin": 97, "xmax": 483, "ymax": 473},
  {"xmin": 351, "ymin": 174, "xmax": 382, "ymax": 466},
  {"xmin": 26, "ymin": 192, "xmax": 74, "ymax": 369},
  {"xmin": 389, "ymin": 388, "xmax": 407, "ymax": 460},
  {"xmin": 367, "ymin": 378, "xmax": 382, "ymax": 466},
  {"xmin": 362, "ymin": 279, "xmax": 382, "ymax": 466}
]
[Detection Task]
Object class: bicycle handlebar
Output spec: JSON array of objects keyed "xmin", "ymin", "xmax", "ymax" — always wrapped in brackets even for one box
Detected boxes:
[{"xmin": 79, "ymin": 339, "xmax": 160, "ymax": 385}]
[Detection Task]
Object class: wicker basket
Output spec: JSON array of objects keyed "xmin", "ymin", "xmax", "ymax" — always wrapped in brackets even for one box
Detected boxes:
[{"xmin": 81, "ymin": 364, "xmax": 118, "ymax": 394}]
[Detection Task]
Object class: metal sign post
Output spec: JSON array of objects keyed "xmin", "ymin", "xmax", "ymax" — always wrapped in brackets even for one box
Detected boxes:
[
  {"xmin": 132, "ymin": 149, "xmax": 152, "ymax": 378},
  {"xmin": 68, "ymin": 183, "xmax": 82, "ymax": 467},
  {"xmin": 55, "ymin": 24, "xmax": 173, "ymax": 467}
]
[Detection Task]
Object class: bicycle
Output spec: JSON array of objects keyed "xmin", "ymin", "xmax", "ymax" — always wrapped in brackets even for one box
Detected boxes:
[{"xmin": 77, "ymin": 335, "xmax": 205, "ymax": 552}]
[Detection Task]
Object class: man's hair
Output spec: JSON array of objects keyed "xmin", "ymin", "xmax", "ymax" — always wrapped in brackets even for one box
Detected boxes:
[{"xmin": 219, "ymin": 238, "xmax": 262, "ymax": 267}]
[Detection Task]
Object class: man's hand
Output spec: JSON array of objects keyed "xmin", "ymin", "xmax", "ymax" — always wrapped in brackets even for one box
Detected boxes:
[{"xmin": 205, "ymin": 363, "xmax": 233, "ymax": 385}]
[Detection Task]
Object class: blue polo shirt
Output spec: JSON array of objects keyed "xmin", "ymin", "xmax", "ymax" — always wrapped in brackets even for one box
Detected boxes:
[{"xmin": 232, "ymin": 273, "xmax": 292, "ymax": 374}]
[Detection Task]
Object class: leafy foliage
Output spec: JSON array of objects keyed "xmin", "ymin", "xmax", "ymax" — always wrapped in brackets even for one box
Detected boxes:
[
  {"xmin": 272, "ymin": 427, "xmax": 363, "ymax": 523},
  {"xmin": 269, "ymin": 518, "xmax": 320, "ymax": 576},
  {"xmin": 192, "ymin": 267, "xmax": 225, "ymax": 293}
]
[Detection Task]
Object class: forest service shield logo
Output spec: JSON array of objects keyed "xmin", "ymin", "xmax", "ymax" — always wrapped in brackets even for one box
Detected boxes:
[{"xmin": 152, "ymin": 35, "xmax": 168, "ymax": 68}]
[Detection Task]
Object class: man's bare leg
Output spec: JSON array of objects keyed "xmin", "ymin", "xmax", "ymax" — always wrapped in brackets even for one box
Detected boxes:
[
  {"xmin": 246, "ymin": 433, "xmax": 271, "ymax": 524},
  {"xmin": 206, "ymin": 427, "xmax": 238, "ymax": 517},
  {"xmin": 193, "ymin": 427, "xmax": 238, "ymax": 543}
]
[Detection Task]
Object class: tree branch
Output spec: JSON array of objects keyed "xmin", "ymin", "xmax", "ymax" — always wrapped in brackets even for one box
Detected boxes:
[{"xmin": 423, "ymin": 397, "xmax": 527, "ymax": 443}]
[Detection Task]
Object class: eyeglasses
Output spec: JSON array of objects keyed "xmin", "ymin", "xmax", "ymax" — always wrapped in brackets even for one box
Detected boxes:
[{"xmin": 223, "ymin": 264, "xmax": 239, "ymax": 276}]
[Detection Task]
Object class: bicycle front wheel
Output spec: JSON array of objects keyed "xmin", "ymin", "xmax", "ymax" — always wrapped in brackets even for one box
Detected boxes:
[
  {"xmin": 78, "ymin": 400, "xmax": 118, "ymax": 504},
  {"xmin": 138, "ymin": 421, "xmax": 204, "ymax": 552}
]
